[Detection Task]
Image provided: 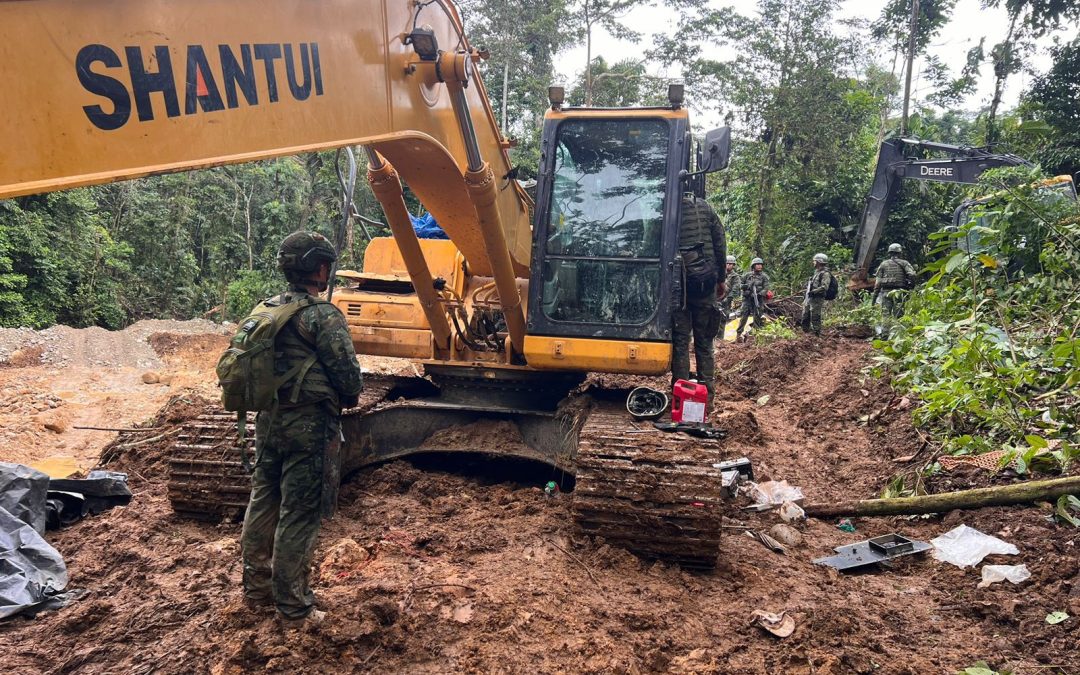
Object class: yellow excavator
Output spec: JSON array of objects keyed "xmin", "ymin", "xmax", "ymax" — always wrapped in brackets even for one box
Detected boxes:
[{"xmin": 0, "ymin": 0, "xmax": 745, "ymax": 566}]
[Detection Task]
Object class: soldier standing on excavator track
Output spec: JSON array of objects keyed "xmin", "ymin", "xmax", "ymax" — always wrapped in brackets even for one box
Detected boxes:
[
  {"xmin": 671, "ymin": 193, "xmax": 726, "ymax": 408},
  {"xmin": 240, "ymin": 231, "xmax": 364, "ymax": 628},
  {"xmin": 736, "ymin": 258, "xmax": 770, "ymax": 341},
  {"xmin": 800, "ymin": 253, "xmax": 834, "ymax": 336},
  {"xmin": 719, "ymin": 255, "xmax": 741, "ymax": 323},
  {"xmin": 874, "ymin": 243, "xmax": 917, "ymax": 317}
]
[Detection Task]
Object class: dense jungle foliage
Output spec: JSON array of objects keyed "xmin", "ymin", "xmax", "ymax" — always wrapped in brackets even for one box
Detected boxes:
[
  {"xmin": 1, "ymin": 0, "xmax": 1077, "ymax": 328},
  {"xmin": 871, "ymin": 171, "xmax": 1080, "ymax": 466}
]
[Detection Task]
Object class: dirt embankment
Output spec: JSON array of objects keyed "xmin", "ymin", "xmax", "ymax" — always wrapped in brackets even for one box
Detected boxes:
[{"xmin": 0, "ymin": 334, "xmax": 1077, "ymax": 674}]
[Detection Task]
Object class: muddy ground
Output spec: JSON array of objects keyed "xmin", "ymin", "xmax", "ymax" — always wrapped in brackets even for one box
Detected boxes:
[{"xmin": 0, "ymin": 327, "xmax": 1077, "ymax": 674}]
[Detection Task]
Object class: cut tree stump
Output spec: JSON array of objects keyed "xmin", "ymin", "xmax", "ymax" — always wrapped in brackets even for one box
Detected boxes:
[{"xmin": 804, "ymin": 476, "xmax": 1080, "ymax": 518}]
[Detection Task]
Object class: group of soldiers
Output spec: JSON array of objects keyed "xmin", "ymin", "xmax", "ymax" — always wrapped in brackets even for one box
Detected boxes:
[{"xmin": 671, "ymin": 193, "xmax": 916, "ymax": 405}]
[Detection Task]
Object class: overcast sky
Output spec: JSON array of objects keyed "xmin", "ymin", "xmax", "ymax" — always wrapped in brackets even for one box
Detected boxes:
[{"xmin": 553, "ymin": 0, "xmax": 1077, "ymax": 127}]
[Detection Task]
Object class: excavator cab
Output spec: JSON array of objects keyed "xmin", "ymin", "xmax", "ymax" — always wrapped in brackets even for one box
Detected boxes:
[{"xmin": 525, "ymin": 93, "xmax": 730, "ymax": 372}]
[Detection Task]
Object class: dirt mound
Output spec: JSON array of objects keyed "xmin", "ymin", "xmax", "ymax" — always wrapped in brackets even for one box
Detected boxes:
[
  {"xmin": 98, "ymin": 392, "xmax": 217, "ymax": 482},
  {"xmin": 0, "ymin": 319, "xmax": 232, "ymax": 369},
  {"xmin": 149, "ymin": 332, "xmax": 231, "ymax": 363}
]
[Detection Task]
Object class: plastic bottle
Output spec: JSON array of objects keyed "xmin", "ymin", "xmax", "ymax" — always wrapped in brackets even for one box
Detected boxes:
[{"xmin": 544, "ymin": 481, "xmax": 560, "ymax": 498}]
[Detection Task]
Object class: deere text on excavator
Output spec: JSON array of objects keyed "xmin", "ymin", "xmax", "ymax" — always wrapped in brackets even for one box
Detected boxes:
[
  {"xmin": 0, "ymin": 0, "xmax": 746, "ymax": 567},
  {"xmin": 850, "ymin": 137, "xmax": 1076, "ymax": 290}
]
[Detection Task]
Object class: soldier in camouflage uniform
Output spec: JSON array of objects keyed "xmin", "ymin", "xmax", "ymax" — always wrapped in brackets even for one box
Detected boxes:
[
  {"xmin": 800, "ymin": 253, "xmax": 833, "ymax": 336},
  {"xmin": 736, "ymin": 258, "xmax": 770, "ymax": 340},
  {"xmin": 874, "ymin": 243, "xmax": 917, "ymax": 317},
  {"xmin": 719, "ymin": 255, "xmax": 741, "ymax": 323},
  {"xmin": 671, "ymin": 194, "xmax": 726, "ymax": 407},
  {"xmin": 241, "ymin": 231, "xmax": 364, "ymax": 627}
]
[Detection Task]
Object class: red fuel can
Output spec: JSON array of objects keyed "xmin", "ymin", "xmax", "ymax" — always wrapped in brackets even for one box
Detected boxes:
[{"xmin": 671, "ymin": 379, "xmax": 709, "ymax": 423}]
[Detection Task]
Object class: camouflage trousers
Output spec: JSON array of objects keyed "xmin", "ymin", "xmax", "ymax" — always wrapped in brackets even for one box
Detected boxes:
[
  {"xmin": 736, "ymin": 298, "xmax": 764, "ymax": 335},
  {"xmin": 241, "ymin": 404, "xmax": 341, "ymax": 620},
  {"xmin": 672, "ymin": 295, "xmax": 723, "ymax": 400},
  {"xmin": 876, "ymin": 287, "xmax": 908, "ymax": 318},
  {"xmin": 800, "ymin": 296, "xmax": 825, "ymax": 335}
]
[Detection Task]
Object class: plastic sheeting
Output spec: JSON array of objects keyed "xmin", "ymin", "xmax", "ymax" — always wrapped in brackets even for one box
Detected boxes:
[
  {"xmin": 931, "ymin": 524, "xmax": 1019, "ymax": 568},
  {"xmin": 410, "ymin": 212, "xmax": 448, "ymax": 240},
  {"xmin": 0, "ymin": 462, "xmax": 49, "ymax": 534},
  {"xmin": 978, "ymin": 564, "xmax": 1031, "ymax": 588},
  {"xmin": 0, "ymin": 506, "xmax": 76, "ymax": 619}
]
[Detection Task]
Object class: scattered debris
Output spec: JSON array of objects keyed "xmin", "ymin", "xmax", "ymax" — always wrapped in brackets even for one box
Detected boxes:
[
  {"xmin": 749, "ymin": 609, "xmax": 795, "ymax": 638},
  {"xmin": 977, "ymin": 564, "xmax": 1031, "ymax": 588},
  {"xmin": 1045, "ymin": 611, "xmax": 1069, "ymax": 625},
  {"xmin": 626, "ymin": 387, "xmax": 669, "ymax": 421},
  {"xmin": 746, "ymin": 480, "xmax": 804, "ymax": 508},
  {"xmin": 755, "ymin": 395, "xmax": 771, "ymax": 406},
  {"xmin": 768, "ymin": 524, "xmax": 803, "ymax": 548},
  {"xmin": 778, "ymin": 501, "xmax": 805, "ymax": 522},
  {"xmin": 931, "ymin": 525, "xmax": 1019, "ymax": 569},
  {"xmin": 813, "ymin": 534, "xmax": 931, "ymax": 572},
  {"xmin": 745, "ymin": 530, "xmax": 785, "ymax": 554},
  {"xmin": 837, "ymin": 518, "xmax": 856, "ymax": 533}
]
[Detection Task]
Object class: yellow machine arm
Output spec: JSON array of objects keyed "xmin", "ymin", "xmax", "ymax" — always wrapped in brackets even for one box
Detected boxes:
[{"xmin": 0, "ymin": 0, "xmax": 531, "ymax": 348}]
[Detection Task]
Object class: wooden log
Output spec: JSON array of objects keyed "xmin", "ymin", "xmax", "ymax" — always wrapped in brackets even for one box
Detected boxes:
[{"xmin": 804, "ymin": 475, "xmax": 1080, "ymax": 518}]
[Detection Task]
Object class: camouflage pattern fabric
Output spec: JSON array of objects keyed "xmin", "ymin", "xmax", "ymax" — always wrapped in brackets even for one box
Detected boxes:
[
  {"xmin": 737, "ymin": 271, "xmax": 770, "ymax": 335},
  {"xmin": 800, "ymin": 268, "xmax": 833, "ymax": 335},
  {"xmin": 874, "ymin": 257, "xmax": 916, "ymax": 290},
  {"xmin": 241, "ymin": 406, "xmax": 340, "ymax": 619},
  {"xmin": 721, "ymin": 268, "xmax": 742, "ymax": 318},
  {"xmin": 241, "ymin": 284, "xmax": 363, "ymax": 620},
  {"xmin": 672, "ymin": 294, "xmax": 722, "ymax": 402},
  {"xmin": 679, "ymin": 195, "xmax": 726, "ymax": 270}
]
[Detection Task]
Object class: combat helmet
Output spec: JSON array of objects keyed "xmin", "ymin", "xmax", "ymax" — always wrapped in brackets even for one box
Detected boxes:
[
  {"xmin": 726, "ymin": 255, "xmax": 737, "ymax": 264},
  {"xmin": 277, "ymin": 231, "xmax": 337, "ymax": 280},
  {"xmin": 888, "ymin": 243, "xmax": 902, "ymax": 254},
  {"xmin": 751, "ymin": 257, "xmax": 764, "ymax": 266},
  {"xmin": 813, "ymin": 253, "xmax": 828, "ymax": 264}
]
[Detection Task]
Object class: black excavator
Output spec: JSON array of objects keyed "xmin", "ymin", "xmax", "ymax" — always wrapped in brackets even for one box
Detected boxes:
[{"xmin": 849, "ymin": 137, "xmax": 1075, "ymax": 290}]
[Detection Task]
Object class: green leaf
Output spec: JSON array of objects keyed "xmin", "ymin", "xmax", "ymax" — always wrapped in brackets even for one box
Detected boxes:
[
  {"xmin": 1056, "ymin": 495, "xmax": 1080, "ymax": 527},
  {"xmin": 945, "ymin": 252, "xmax": 967, "ymax": 273},
  {"xmin": 1045, "ymin": 611, "xmax": 1069, "ymax": 625},
  {"xmin": 976, "ymin": 254, "xmax": 999, "ymax": 269},
  {"xmin": 1025, "ymin": 435, "xmax": 1049, "ymax": 450}
]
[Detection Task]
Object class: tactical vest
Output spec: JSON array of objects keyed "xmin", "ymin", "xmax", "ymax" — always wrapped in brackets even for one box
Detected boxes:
[
  {"xmin": 877, "ymin": 258, "xmax": 911, "ymax": 289},
  {"xmin": 271, "ymin": 293, "xmax": 341, "ymax": 409}
]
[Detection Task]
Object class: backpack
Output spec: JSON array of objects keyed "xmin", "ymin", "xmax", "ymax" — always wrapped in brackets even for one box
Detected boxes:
[
  {"xmin": 680, "ymin": 243, "xmax": 718, "ymax": 300},
  {"xmin": 824, "ymin": 273, "xmax": 838, "ymax": 300},
  {"xmin": 216, "ymin": 296, "xmax": 326, "ymax": 464}
]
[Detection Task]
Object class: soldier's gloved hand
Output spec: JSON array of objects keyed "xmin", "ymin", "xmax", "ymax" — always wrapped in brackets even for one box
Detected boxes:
[{"xmin": 341, "ymin": 393, "xmax": 360, "ymax": 409}]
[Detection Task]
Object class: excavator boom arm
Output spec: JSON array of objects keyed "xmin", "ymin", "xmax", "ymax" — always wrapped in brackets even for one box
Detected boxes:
[
  {"xmin": 0, "ymin": 0, "xmax": 532, "ymax": 279},
  {"xmin": 851, "ymin": 137, "xmax": 1032, "ymax": 285}
]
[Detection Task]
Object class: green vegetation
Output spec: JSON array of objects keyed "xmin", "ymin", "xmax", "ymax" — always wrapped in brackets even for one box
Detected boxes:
[
  {"xmin": 871, "ymin": 172, "xmax": 1080, "ymax": 466},
  {"xmin": 1, "ymin": 0, "xmax": 1077, "ymax": 336}
]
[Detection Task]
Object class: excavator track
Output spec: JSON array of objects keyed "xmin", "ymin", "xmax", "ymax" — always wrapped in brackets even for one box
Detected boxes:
[
  {"xmin": 166, "ymin": 378, "xmax": 396, "ymax": 520},
  {"xmin": 572, "ymin": 403, "xmax": 730, "ymax": 568}
]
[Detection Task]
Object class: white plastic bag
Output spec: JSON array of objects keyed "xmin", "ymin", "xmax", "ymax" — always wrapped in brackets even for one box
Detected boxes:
[
  {"xmin": 977, "ymin": 564, "xmax": 1031, "ymax": 588},
  {"xmin": 747, "ymin": 480, "xmax": 805, "ymax": 506},
  {"xmin": 779, "ymin": 501, "xmax": 806, "ymax": 522},
  {"xmin": 931, "ymin": 524, "xmax": 1019, "ymax": 569}
]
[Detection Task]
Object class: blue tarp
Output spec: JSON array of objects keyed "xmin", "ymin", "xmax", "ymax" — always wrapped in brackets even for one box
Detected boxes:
[{"xmin": 410, "ymin": 212, "xmax": 448, "ymax": 240}]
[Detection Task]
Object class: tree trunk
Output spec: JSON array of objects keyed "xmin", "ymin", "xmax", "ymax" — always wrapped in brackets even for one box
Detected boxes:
[
  {"xmin": 986, "ymin": 12, "xmax": 1019, "ymax": 146},
  {"xmin": 753, "ymin": 131, "xmax": 780, "ymax": 255},
  {"xmin": 803, "ymin": 476, "xmax": 1080, "ymax": 518},
  {"xmin": 585, "ymin": 3, "xmax": 593, "ymax": 106}
]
